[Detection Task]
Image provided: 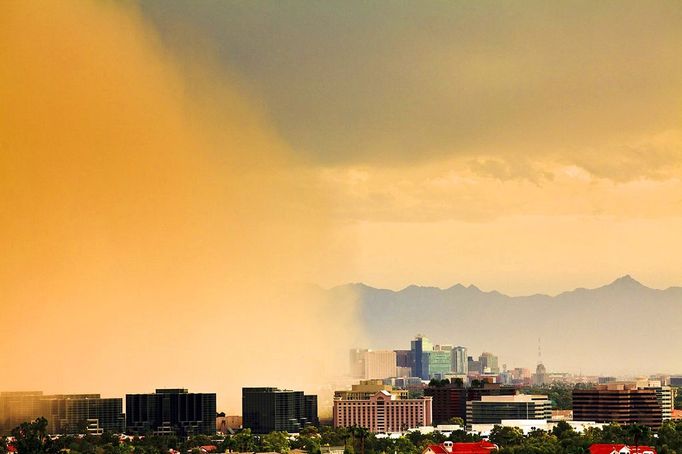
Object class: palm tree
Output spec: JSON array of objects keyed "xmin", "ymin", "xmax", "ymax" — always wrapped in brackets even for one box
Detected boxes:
[{"xmin": 353, "ymin": 426, "xmax": 370, "ymax": 454}]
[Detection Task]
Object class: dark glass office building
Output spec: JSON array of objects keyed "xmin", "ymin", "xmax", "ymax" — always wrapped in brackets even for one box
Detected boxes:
[
  {"xmin": 424, "ymin": 384, "xmax": 467, "ymax": 424},
  {"xmin": 126, "ymin": 389, "xmax": 216, "ymax": 436},
  {"xmin": 573, "ymin": 387, "xmax": 663, "ymax": 429},
  {"xmin": 410, "ymin": 336, "xmax": 431, "ymax": 380},
  {"xmin": 424, "ymin": 382, "xmax": 519, "ymax": 424},
  {"xmin": 0, "ymin": 392, "xmax": 124, "ymax": 435},
  {"xmin": 44, "ymin": 395, "xmax": 125, "ymax": 434},
  {"xmin": 242, "ymin": 387, "xmax": 318, "ymax": 434}
]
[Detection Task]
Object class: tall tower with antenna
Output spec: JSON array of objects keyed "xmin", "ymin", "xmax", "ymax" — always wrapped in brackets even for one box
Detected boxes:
[{"xmin": 534, "ymin": 337, "xmax": 547, "ymax": 386}]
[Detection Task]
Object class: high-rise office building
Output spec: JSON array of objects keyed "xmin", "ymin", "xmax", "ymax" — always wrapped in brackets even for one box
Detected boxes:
[
  {"xmin": 510, "ymin": 368, "xmax": 531, "ymax": 385},
  {"xmin": 598, "ymin": 376, "xmax": 617, "ymax": 385},
  {"xmin": 670, "ymin": 376, "xmax": 682, "ymax": 387},
  {"xmin": 533, "ymin": 363, "xmax": 547, "ymax": 386},
  {"xmin": 423, "ymin": 350, "xmax": 452, "ymax": 379},
  {"xmin": 466, "ymin": 395, "xmax": 552, "ymax": 425},
  {"xmin": 0, "ymin": 392, "xmax": 45, "ymax": 435},
  {"xmin": 466, "ymin": 383, "xmax": 519, "ymax": 404},
  {"xmin": 42, "ymin": 395, "xmax": 124, "ymax": 434},
  {"xmin": 349, "ymin": 349, "xmax": 367, "ymax": 378},
  {"xmin": 395, "ymin": 350, "xmax": 411, "ymax": 367},
  {"xmin": 467, "ymin": 356, "xmax": 483, "ymax": 375},
  {"xmin": 126, "ymin": 389, "xmax": 216, "ymax": 436},
  {"xmin": 0, "ymin": 391, "xmax": 124, "ymax": 435},
  {"xmin": 478, "ymin": 353, "xmax": 499, "ymax": 374},
  {"xmin": 242, "ymin": 387, "xmax": 318, "ymax": 434},
  {"xmin": 452, "ymin": 347, "xmax": 468, "ymax": 375},
  {"xmin": 644, "ymin": 383, "xmax": 673, "ymax": 421},
  {"xmin": 573, "ymin": 383, "xmax": 664, "ymax": 429},
  {"xmin": 395, "ymin": 350, "xmax": 413, "ymax": 376},
  {"xmin": 425, "ymin": 382, "xmax": 519, "ymax": 425},
  {"xmin": 424, "ymin": 383, "xmax": 467, "ymax": 425},
  {"xmin": 411, "ymin": 335, "xmax": 433, "ymax": 380},
  {"xmin": 349, "ymin": 350, "xmax": 398, "ymax": 380}
]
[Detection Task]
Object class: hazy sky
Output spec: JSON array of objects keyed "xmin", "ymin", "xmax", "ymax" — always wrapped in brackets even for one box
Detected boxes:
[
  {"xmin": 139, "ymin": 0, "xmax": 682, "ymax": 294},
  {"xmin": 2, "ymin": 1, "xmax": 682, "ymax": 410},
  {"xmin": 1, "ymin": 0, "xmax": 360, "ymax": 412}
]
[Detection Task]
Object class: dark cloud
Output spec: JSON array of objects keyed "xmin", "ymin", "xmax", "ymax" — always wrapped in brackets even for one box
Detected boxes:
[{"xmin": 139, "ymin": 1, "xmax": 682, "ymax": 178}]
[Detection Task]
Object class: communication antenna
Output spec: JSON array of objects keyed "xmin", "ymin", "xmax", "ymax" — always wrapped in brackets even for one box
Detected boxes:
[{"xmin": 537, "ymin": 337, "xmax": 542, "ymax": 365}]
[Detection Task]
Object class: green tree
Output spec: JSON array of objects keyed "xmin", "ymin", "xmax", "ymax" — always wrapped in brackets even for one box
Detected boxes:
[
  {"xmin": 343, "ymin": 441, "xmax": 355, "ymax": 454},
  {"xmin": 299, "ymin": 425, "xmax": 319, "ymax": 437},
  {"xmin": 11, "ymin": 417, "xmax": 54, "ymax": 454},
  {"xmin": 262, "ymin": 431, "xmax": 291, "ymax": 453},
  {"xmin": 658, "ymin": 420, "xmax": 682, "ymax": 453},
  {"xmin": 599, "ymin": 423, "xmax": 626, "ymax": 444},
  {"xmin": 319, "ymin": 426, "xmax": 348, "ymax": 447},
  {"xmin": 489, "ymin": 425, "xmax": 524, "ymax": 448},
  {"xmin": 447, "ymin": 430, "xmax": 481, "ymax": 443},
  {"xmin": 295, "ymin": 434, "xmax": 321, "ymax": 454},
  {"xmin": 447, "ymin": 417, "xmax": 464, "ymax": 426},
  {"xmin": 231, "ymin": 429, "xmax": 258, "ymax": 453},
  {"xmin": 626, "ymin": 424, "xmax": 652, "ymax": 451},
  {"xmin": 393, "ymin": 437, "xmax": 418, "ymax": 454},
  {"xmin": 552, "ymin": 420, "xmax": 575, "ymax": 439},
  {"xmin": 350, "ymin": 426, "xmax": 370, "ymax": 454}
]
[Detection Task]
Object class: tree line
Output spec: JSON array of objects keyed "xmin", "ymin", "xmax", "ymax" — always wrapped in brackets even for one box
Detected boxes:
[{"xmin": 8, "ymin": 418, "xmax": 682, "ymax": 454}]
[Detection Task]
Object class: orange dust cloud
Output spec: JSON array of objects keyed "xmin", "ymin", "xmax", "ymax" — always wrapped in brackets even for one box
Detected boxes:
[{"xmin": 0, "ymin": 1, "xmax": 359, "ymax": 413}]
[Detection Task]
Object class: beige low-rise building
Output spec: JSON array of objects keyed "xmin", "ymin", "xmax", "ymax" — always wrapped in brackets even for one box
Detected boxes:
[{"xmin": 334, "ymin": 380, "xmax": 408, "ymax": 400}]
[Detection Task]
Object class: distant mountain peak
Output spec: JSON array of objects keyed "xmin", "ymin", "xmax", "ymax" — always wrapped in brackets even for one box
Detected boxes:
[{"xmin": 609, "ymin": 274, "xmax": 644, "ymax": 287}]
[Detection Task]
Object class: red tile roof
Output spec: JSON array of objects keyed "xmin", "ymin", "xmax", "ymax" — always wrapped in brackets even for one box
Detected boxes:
[
  {"xmin": 425, "ymin": 441, "xmax": 497, "ymax": 454},
  {"xmin": 589, "ymin": 444, "xmax": 657, "ymax": 454},
  {"xmin": 453, "ymin": 441, "xmax": 498, "ymax": 453}
]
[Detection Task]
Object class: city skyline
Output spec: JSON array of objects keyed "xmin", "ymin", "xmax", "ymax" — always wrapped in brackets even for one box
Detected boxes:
[{"xmin": 2, "ymin": 0, "xmax": 682, "ymax": 415}]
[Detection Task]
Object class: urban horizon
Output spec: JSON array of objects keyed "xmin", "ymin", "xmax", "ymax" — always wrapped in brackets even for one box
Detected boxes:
[{"xmin": 3, "ymin": 1, "xmax": 682, "ymax": 453}]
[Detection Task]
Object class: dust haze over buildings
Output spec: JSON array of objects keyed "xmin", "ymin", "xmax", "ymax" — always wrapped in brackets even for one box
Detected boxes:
[
  {"xmin": 0, "ymin": 1, "xmax": 361, "ymax": 412},
  {"xmin": 3, "ymin": 0, "xmax": 682, "ymax": 415}
]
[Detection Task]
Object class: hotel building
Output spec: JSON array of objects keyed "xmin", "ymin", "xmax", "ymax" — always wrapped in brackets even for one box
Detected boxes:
[{"xmin": 333, "ymin": 381, "xmax": 432, "ymax": 433}]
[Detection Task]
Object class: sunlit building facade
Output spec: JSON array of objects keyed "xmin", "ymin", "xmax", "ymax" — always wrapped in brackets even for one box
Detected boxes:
[
  {"xmin": 333, "ymin": 390, "xmax": 432, "ymax": 433},
  {"xmin": 466, "ymin": 395, "xmax": 552, "ymax": 425},
  {"xmin": 0, "ymin": 391, "xmax": 124, "ymax": 435}
]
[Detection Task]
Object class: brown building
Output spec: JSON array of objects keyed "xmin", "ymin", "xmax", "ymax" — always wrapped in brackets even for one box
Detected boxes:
[
  {"xmin": 424, "ymin": 382, "xmax": 518, "ymax": 424},
  {"xmin": 424, "ymin": 384, "xmax": 466, "ymax": 424},
  {"xmin": 573, "ymin": 384, "xmax": 663, "ymax": 429},
  {"xmin": 216, "ymin": 415, "xmax": 242, "ymax": 433},
  {"xmin": 395, "ymin": 350, "xmax": 412, "ymax": 370},
  {"xmin": 333, "ymin": 390, "xmax": 432, "ymax": 433},
  {"xmin": 334, "ymin": 380, "xmax": 408, "ymax": 401},
  {"xmin": 466, "ymin": 383, "xmax": 518, "ymax": 403}
]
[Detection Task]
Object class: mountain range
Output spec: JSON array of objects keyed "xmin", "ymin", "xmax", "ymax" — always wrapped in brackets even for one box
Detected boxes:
[{"xmin": 328, "ymin": 275, "xmax": 682, "ymax": 375}]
